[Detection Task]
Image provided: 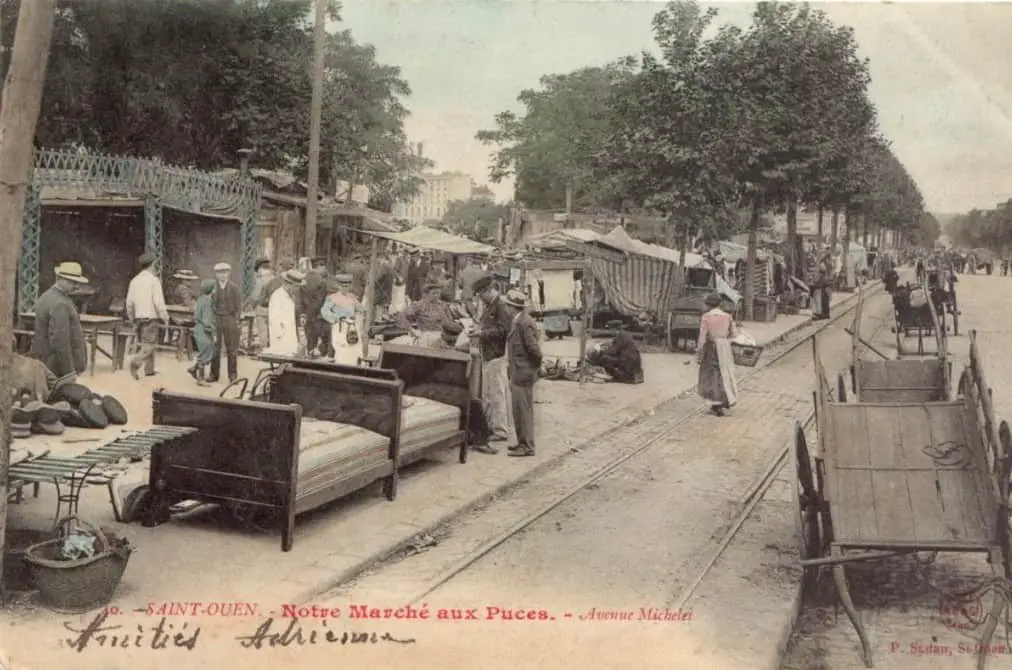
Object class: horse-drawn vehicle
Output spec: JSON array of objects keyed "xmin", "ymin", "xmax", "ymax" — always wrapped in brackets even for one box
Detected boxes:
[
  {"xmin": 891, "ymin": 271, "xmax": 954, "ymax": 356},
  {"xmin": 793, "ymin": 330, "xmax": 1011, "ymax": 669}
]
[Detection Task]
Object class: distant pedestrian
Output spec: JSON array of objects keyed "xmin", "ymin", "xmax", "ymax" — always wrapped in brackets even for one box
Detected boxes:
[
  {"xmin": 503, "ymin": 289, "xmax": 542, "ymax": 457},
  {"xmin": 31, "ymin": 261, "xmax": 90, "ymax": 379},
  {"xmin": 696, "ymin": 292, "xmax": 739, "ymax": 417},
  {"xmin": 188, "ymin": 280, "xmax": 217, "ymax": 385},
  {"xmin": 209, "ymin": 262, "xmax": 243, "ymax": 383},
  {"xmin": 251, "ymin": 258, "xmax": 274, "ymax": 352},
  {"xmin": 125, "ymin": 252, "xmax": 169, "ymax": 380}
]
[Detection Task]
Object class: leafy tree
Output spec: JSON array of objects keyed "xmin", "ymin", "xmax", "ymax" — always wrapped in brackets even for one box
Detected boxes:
[
  {"xmin": 598, "ymin": 1, "xmax": 744, "ymax": 290},
  {"xmin": 946, "ymin": 201, "xmax": 1012, "ymax": 251},
  {"xmin": 439, "ymin": 198, "xmax": 512, "ymax": 242},
  {"xmin": 0, "ymin": 0, "xmax": 427, "ymax": 208},
  {"xmin": 476, "ymin": 60, "xmax": 637, "ymax": 211}
]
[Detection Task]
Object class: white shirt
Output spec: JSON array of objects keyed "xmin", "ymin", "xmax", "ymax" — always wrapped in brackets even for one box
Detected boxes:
[
  {"xmin": 125, "ymin": 269, "xmax": 168, "ymax": 321},
  {"xmin": 265, "ymin": 287, "xmax": 299, "ymax": 356}
]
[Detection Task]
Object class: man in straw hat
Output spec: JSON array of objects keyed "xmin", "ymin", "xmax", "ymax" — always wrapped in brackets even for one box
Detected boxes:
[
  {"xmin": 503, "ymin": 288, "xmax": 542, "ymax": 457},
  {"xmin": 209, "ymin": 261, "xmax": 243, "ymax": 383},
  {"xmin": 265, "ymin": 268, "xmax": 307, "ymax": 356},
  {"xmin": 125, "ymin": 252, "xmax": 169, "ymax": 380},
  {"xmin": 32, "ymin": 261, "xmax": 90, "ymax": 378}
]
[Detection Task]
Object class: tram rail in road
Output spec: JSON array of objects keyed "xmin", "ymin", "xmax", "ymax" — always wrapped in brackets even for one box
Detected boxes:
[{"xmin": 317, "ymin": 283, "xmax": 891, "ymax": 607}]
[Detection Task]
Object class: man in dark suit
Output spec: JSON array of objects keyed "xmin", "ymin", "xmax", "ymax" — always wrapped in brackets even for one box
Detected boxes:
[
  {"xmin": 209, "ymin": 261, "xmax": 243, "ymax": 383},
  {"xmin": 32, "ymin": 261, "xmax": 89, "ymax": 378},
  {"xmin": 502, "ymin": 289, "xmax": 542, "ymax": 457}
]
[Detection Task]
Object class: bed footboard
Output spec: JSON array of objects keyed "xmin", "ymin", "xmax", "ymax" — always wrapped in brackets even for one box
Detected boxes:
[{"xmin": 150, "ymin": 390, "xmax": 302, "ymax": 551}]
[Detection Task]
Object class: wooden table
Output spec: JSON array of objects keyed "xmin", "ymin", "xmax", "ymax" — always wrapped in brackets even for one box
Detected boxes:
[{"xmin": 19, "ymin": 312, "xmax": 125, "ymax": 374}]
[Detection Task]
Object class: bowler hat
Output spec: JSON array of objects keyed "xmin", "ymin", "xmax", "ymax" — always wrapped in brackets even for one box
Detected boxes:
[
  {"xmin": 77, "ymin": 397, "xmax": 109, "ymax": 428},
  {"xmin": 138, "ymin": 252, "xmax": 157, "ymax": 267},
  {"xmin": 33, "ymin": 405, "xmax": 65, "ymax": 435},
  {"xmin": 11, "ymin": 421, "xmax": 31, "ymax": 439},
  {"xmin": 62, "ymin": 408, "xmax": 90, "ymax": 429},
  {"xmin": 50, "ymin": 381, "xmax": 94, "ymax": 405},
  {"xmin": 471, "ymin": 274, "xmax": 494, "ymax": 294},
  {"xmin": 503, "ymin": 288, "xmax": 527, "ymax": 308},
  {"xmin": 101, "ymin": 395, "xmax": 129, "ymax": 425},
  {"xmin": 704, "ymin": 292, "xmax": 722, "ymax": 308},
  {"xmin": 173, "ymin": 269, "xmax": 199, "ymax": 281}
]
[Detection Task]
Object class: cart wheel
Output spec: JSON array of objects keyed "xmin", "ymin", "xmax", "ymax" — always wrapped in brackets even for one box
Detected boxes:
[{"xmin": 792, "ymin": 422, "xmax": 823, "ymax": 563}]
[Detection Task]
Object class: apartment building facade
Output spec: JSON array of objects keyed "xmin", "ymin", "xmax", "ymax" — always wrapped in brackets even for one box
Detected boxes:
[{"xmin": 392, "ymin": 171, "xmax": 473, "ymax": 224}]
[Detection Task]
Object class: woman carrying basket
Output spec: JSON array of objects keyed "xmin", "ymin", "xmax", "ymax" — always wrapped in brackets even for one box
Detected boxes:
[{"xmin": 696, "ymin": 292, "xmax": 739, "ymax": 417}]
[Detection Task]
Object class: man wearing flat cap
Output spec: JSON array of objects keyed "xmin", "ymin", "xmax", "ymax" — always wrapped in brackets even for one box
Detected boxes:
[
  {"xmin": 125, "ymin": 252, "xmax": 169, "ymax": 380},
  {"xmin": 471, "ymin": 273, "xmax": 514, "ymax": 451},
  {"xmin": 32, "ymin": 262, "xmax": 90, "ymax": 379},
  {"xmin": 209, "ymin": 261, "xmax": 243, "ymax": 383}
]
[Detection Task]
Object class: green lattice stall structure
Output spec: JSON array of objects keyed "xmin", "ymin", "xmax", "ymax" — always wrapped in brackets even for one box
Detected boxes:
[{"xmin": 18, "ymin": 149, "xmax": 262, "ymax": 313}]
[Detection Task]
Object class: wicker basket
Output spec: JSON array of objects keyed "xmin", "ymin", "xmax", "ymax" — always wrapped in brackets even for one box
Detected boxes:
[
  {"xmin": 23, "ymin": 517, "xmax": 132, "ymax": 613},
  {"xmin": 731, "ymin": 343, "xmax": 763, "ymax": 367}
]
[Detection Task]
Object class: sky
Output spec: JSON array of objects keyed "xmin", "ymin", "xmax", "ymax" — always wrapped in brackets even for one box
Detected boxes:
[{"xmin": 338, "ymin": 1, "xmax": 1012, "ymax": 214}]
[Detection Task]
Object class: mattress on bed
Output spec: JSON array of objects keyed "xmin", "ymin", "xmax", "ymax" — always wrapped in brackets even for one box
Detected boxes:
[{"xmin": 296, "ymin": 395, "xmax": 461, "ymax": 500}]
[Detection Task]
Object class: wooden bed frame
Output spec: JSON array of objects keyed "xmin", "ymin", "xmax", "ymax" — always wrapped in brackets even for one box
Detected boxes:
[{"xmin": 143, "ymin": 344, "xmax": 471, "ymax": 552}]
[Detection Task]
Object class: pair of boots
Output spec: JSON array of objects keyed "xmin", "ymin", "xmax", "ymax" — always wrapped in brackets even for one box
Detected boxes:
[{"xmin": 187, "ymin": 364, "xmax": 209, "ymax": 386}]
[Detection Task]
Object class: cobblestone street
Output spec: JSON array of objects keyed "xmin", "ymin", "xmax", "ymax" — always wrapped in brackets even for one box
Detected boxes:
[
  {"xmin": 782, "ymin": 272, "xmax": 1012, "ymax": 670},
  {"xmin": 296, "ymin": 288, "xmax": 897, "ymax": 669}
]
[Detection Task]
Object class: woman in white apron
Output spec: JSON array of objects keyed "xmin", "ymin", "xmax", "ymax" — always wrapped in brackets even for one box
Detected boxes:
[
  {"xmin": 696, "ymin": 292, "xmax": 739, "ymax": 417},
  {"xmin": 321, "ymin": 274, "xmax": 363, "ymax": 366}
]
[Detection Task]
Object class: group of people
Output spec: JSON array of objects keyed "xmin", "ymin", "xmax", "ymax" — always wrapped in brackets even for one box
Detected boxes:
[{"xmin": 30, "ymin": 254, "xmax": 244, "ymax": 387}]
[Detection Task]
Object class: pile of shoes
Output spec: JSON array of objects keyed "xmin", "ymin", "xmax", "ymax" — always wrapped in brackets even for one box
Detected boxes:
[{"xmin": 46, "ymin": 377, "xmax": 129, "ymax": 430}]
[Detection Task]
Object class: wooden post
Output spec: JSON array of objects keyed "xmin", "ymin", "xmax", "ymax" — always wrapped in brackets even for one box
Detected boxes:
[
  {"xmin": 360, "ymin": 237, "xmax": 379, "ymax": 360},
  {"xmin": 578, "ymin": 257, "xmax": 592, "ymax": 379},
  {"xmin": 0, "ymin": 0, "xmax": 58, "ymax": 597},
  {"xmin": 303, "ymin": 0, "xmax": 327, "ymax": 258}
]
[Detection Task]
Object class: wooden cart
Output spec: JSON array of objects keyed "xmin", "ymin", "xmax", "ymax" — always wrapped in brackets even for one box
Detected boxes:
[
  {"xmin": 840, "ymin": 284, "xmax": 951, "ymax": 404},
  {"xmin": 794, "ymin": 330, "xmax": 1012, "ymax": 669}
]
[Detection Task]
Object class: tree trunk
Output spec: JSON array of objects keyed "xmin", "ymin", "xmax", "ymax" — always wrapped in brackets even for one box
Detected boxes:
[
  {"xmin": 817, "ymin": 206, "xmax": 824, "ymax": 242},
  {"xmin": 786, "ymin": 197, "xmax": 798, "ymax": 278},
  {"xmin": 830, "ymin": 208, "xmax": 839, "ymax": 256},
  {"xmin": 861, "ymin": 213, "xmax": 869, "ymax": 247},
  {"xmin": 744, "ymin": 196, "xmax": 760, "ymax": 321},
  {"xmin": 564, "ymin": 181, "xmax": 573, "ymax": 219},
  {"xmin": 0, "ymin": 0, "xmax": 58, "ymax": 597},
  {"xmin": 303, "ymin": 0, "xmax": 327, "ymax": 258}
]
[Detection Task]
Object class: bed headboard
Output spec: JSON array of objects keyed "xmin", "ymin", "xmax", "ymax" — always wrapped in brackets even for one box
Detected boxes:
[
  {"xmin": 269, "ymin": 367, "xmax": 404, "ymax": 439},
  {"xmin": 283, "ymin": 358, "xmax": 398, "ymax": 381},
  {"xmin": 150, "ymin": 390, "xmax": 302, "ymax": 524},
  {"xmin": 379, "ymin": 343, "xmax": 471, "ymax": 390}
]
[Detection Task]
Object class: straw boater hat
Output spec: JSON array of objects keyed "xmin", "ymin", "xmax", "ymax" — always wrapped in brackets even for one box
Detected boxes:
[
  {"xmin": 503, "ymin": 289, "xmax": 527, "ymax": 309},
  {"xmin": 282, "ymin": 269, "xmax": 306, "ymax": 286},
  {"xmin": 54, "ymin": 261, "xmax": 89, "ymax": 284},
  {"xmin": 173, "ymin": 269, "xmax": 199, "ymax": 281},
  {"xmin": 334, "ymin": 273, "xmax": 353, "ymax": 285}
]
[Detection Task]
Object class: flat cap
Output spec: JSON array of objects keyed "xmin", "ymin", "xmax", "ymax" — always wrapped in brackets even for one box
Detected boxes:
[{"xmin": 213, "ymin": 262, "xmax": 231, "ymax": 272}]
